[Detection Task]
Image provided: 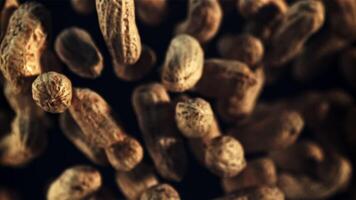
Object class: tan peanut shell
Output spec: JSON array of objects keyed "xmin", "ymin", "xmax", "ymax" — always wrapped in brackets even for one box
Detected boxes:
[
  {"xmin": 96, "ymin": 0, "xmax": 142, "ymax": 66},
  {"xmin": 217, "ymin": 34, "xmax": 264, "ymax": 68},
  {"xmin": 278, "ymin": 154, "xmax": 352, "ymax": 199},
  {"xmin": 0, "ymin": 0, "xmax": 19, "ymax": 42},
  {"xmin": 32, "ymin": 72, "xmax": 72, "ymax": 113},
  {"xmin": 269, "ymin": 140, "xmax": 324, "ymax": 173},
  {"xmin": 217, "ymin": 67, "xmax": 265, "ymax": 122},
  {"xmin": 214, "ymin": 186, "xmax": 285, "ymax": 200},
  {"xmin": 0, "ymin": 2, "xmax": 50, "ymax": 93},
  {"xmin": 140, "ymin": 184, "xmax": 180, "ymax": 200},
  {"xmin": 135, "ymin": 0, "xmax": 167, "ymax": 26},
  {"xmin": 132, "ymin": 83, "xmax": 187, "ymax": 181},
  {"xmin": 55, "ymin": 27, "xmax": 103, "ymax": 79},
  {"xmin": 116, "ymin": 163, "xmax": 159, "ymax": 200},
  {"xmin": 105, "ymin": 136, "xmax": 144, "ymax": 171},
  {"xmin": 47, "ymin": 165, "xmax": 102, "ymax": 200},
  {"xmin": 194, "ymin": 59, "xmax": 257, "ymax": 98},
  {"xmin": 238, "ymin": 0, "xmax": 288, "ymax": 19},
  {"xmin": 205, "ymin": 135, "xmax": 246, "ymax": 178},
  {"xmin": 228, "ymin": 109, "xmax": 304, "ymax": 154},
  {"xmin": 0, "ymin": 107, "xmax": 49, "ymax": 166},
  {"xmin": 161, "ymin": 34, "xmax": 204, "ymax": 92},
  {"xmin": 69, "ymin": 88, "xmax": 127, "ymax": 147},
  {"xmin": 222, "ymin": 158, "xmax": 277, "ymax": 193},
  {"xmin": 266, "ymin": 0, "xmax": 325, "ymax": 67},
  {"xmin": 175, "ymin": 97, "xmax": 214, "ymax": 138},
  {"xmin": 175, "ymin": 0, "xmax": 222, "ymax": 43},
  {"xmin": 59, "ymin": 111, "xmax": 109, "ymax": 166}
]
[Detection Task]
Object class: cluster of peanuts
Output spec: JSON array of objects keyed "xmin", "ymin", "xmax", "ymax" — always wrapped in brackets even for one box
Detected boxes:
[{"xmin": 0, "ymin": 0, "xmax": 355, "ymax": 199}]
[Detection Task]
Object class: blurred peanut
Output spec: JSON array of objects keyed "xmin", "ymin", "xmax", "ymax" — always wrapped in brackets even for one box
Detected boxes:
[
  {"xmin": 55, "ymin": 27, "xmax": 103, "ymax": 79},
  {"xmin": 59, "ymin": 111, "xmax": 109, "ymax": 165},
  {"xmin": 175, "ymin": 97, "xmax": 246, "ymax": 177},
  {"xmin": 217, "ymin": 34, "xmax": 264, "ymax": 68},
  {"xmin": 0, "ymin": 2, "xmax": 50, "ymax": 93},
  {"xmin": 266, "ymin": 0, "xmax": 325, "ymax": 67},
  {"xmin": 228, "ymin": 108, "xmax": 304, "ymax": 154},
  {"xmin": 140, "ymin": 184, "xmax": 180, "ymax": 200},
  {"xmin": 116, "ymin": 163, "xmax": 159, "ymax": 200},
  {"xmin": 175, "ymin": 0, "xmax": 222, "ymax": 43},
  {"xmin": 214, "ymin": 186, "xmax": 285, "ymax": 200},
  {"xmin": 47, "ymin": 165, "xmax": 102, "ymax": 200},
  {"xmin": 71, "ymin": 0, "xmax": 95, "ymax": 15},
  {"xmin": 132, "ymin": 83, "xmax": 187, "ymax": 181},
  {"xmin": 135, "ymin": 0, "xmax": 167, "ymax": 26},
  {"xmin": 222, "ymin": 158, "xmax": 277, "ymax": 193}
]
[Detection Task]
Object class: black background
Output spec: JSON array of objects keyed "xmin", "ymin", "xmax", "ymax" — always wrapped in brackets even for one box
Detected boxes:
[{"xmin": 0, "ymin": 0, "xmax": 354, "ymax": 199}]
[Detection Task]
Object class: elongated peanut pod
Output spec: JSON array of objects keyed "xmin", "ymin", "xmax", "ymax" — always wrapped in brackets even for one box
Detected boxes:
[
  {"xmin": 0, "ymin": 0, "xmax": 19, "ymax": 42},
  {"xmin": 161, "ymin": 34, "xmax": 204, "ymax": 92},
  {"xmin": 175, "ymin": 0, "xmax": 222, "ymax": 43},
  {"xmin": 176, "ymin": 97, "xmax": 246, "ymax": 177},
  {"xmin": 0, "ymin": 2, "xmax": 50, "ymax": 93},
  {"xmin": 59, "ymin": 111, "xmax": 109, "ymax": 166},
  {"xmin": 47, "ymin": 165, "xmax": 102, "ymax": 200},
  {"xmin": 228, "ymin": 109, "xmax": 304, "ymax": 154},
  {"xmin": 116, "ymin": 163, "xmax": 159, "ymax": 200},
  {"xmin": 132, "ymin": 83, "xmax": 187, "ymax": 181},
  {"xmin": 222, "ymin": 158, "xmax": 277, "ymax": 193},
  {"xmin": 96, "ymin": 0, "xmax": 142, "ymax": 66},
  {"xmin": 55, "ymin": 27, "xmax": 103, "ymax": 79}
]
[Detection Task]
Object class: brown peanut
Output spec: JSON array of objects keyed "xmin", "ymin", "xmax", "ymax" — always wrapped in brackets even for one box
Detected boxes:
[
  {"xmin": 228, "ymin": 108, "xmax": 304, "ymax": 154},
  {"xmin": 217, "ymin": 67, "xmax": 265, "ymax": 122},
  {"xmin": 59, "ymin": 111, "xmax": 108, "ymax": 166},
  {"xmin": 194, "ymin": 59, "xmax": 257, "ymax": 98},
  {"xmin": 222, "ymin": 158, "xmax": 277, "ymax": 193},
  {"xmin": 47, "ymin": 165, "xmax": 102, "ymax": 200},
  {"xmin": 132, "ymin": 83, "xmax": 187, "ymax": 181},
  {"xmin": 135, "ymin": 0, "xmax": 167, "ymax": 26},
  {"xmin": 214, "ymin": 186, "xmax": 285, "ymax": 200},
  {"xmin": 71, "ymin": 0, "xmax": 96, "ymax": 15},
  {"xmin": 0, "ymin": 188, "xmax": 20, "ymax": 200},
  {"xmin": 0, "ymin": 0, "xmax": 19, "ymax": 42},
  {"xmin": 278, "ymin": 154, "xmax": 352, "ymax": 199},
  {"xmin": 69, "ymin": 88, "xmax": 143, "ymax": 170},
  {"xmin": 55, "ymin": 27, "xmax": 103, "ymax": 79},
  {"xmin": 32, "ymin": 72, "xmax": 72, "ymax": 113},
  {"xmin": 217, "ymin": 34, "xmax": 264, "ymax": 68},
  {"xmin": 140, "ymin": 184, "xmax": 180, "ymax": 200},
  {"xmin": 175, "ymin": 97, "xmax": 246, "ymax": 177},
  {"xmin": 238, "ymin": 0, "xmax": 288, "ymax": 19},
  {"xmin": 175, "ymin": 0, "xmax": 222, "ymax": 43},
  {"xmin": 96, "ymin": 0, "xmax": 142, "ymax": 66},
  {"xmin": 266, "ymin": 0, "xmax": 325, "ymax": 67},
  {"xmin": 116, "ymin": 163, "xmax": 159, "ymax": 200},
  {"xmin": 0, "ymin": 107, "xmax": 49, "ymax": 166},
  {"xmin": 0, "ymin": 2, "xmax": 50, "ymax": 93},
  {"xmin": 161, "ymin": 34, "xmax": 204, "ymax": 92}
]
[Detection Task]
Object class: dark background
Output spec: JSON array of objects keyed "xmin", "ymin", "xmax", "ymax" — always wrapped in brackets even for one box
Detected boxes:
[{"xmin": 0, "ymin": 0, "xmax": 354, "ymax": 199}]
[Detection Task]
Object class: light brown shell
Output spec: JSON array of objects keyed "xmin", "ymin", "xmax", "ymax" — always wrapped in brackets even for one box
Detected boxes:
[
  {"xmin": 96, "ymin": 0, "xmax": 142, "ymax": 65},
  {"xmin": 161, "ymin": 34, "xmax": 204, "ymax": 92},
  {"xmin": 0, "ymin": 2, "xmax": 50, "ymax": 93},
  {"xmin": 140, "ymin": 184, "xmax": 180, "ymax": 200},
  {"xmin": 32, "ymin": 71, "xmax": 72, "ymax": 113}
]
